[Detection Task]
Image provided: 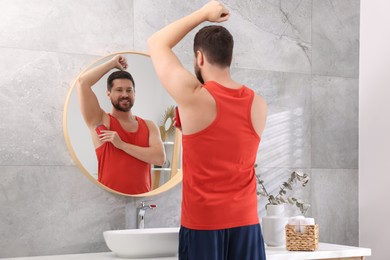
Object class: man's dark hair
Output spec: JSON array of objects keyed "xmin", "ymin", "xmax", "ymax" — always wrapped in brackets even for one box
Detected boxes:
[
  {"xmin": 193, "ymin": 25, "xmax": 234, "ymax": 68},
  {"xmin": 107, "ymin": 70, "xmax": 135, "ymax": 91}
]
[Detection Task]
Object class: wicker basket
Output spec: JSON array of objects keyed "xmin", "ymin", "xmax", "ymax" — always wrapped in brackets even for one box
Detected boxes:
[{"xmin": 285, "ymin": 224, "xmax": 319, "ymax": 251}]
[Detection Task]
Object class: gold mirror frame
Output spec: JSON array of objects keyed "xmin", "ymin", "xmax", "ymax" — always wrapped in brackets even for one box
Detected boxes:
[
  {"xmin": 159, "ymin": 105, "xmax": 176, "ymax": 142},
  {"xmin": 63, "ymin": 51, "xmax": 182, "ymax": 197}
]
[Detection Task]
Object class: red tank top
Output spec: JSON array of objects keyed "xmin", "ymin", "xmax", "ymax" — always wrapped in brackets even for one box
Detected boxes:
[
  {"xmin": 96, "ymin": 114, "xmax": 151, "ymax": 194},
  {"xmin": 181, "ymin": 81, "xmax": 261, "ymax": 230}
]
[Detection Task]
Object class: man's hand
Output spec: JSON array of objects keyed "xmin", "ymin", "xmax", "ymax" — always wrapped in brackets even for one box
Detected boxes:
[
  {"xmin": 200, "ymin": 0, "xmax": 230, "ymax": 23},
  {"xmin": 111, "ymin": 55, "xmax": 128, "ymax": 71},
  {"xmin": 98, "ymin": 130, "xmax": 124, "ymax": 149}
]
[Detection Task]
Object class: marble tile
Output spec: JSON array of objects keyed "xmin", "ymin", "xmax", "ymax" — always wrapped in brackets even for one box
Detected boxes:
[
  {"xmin": 134, "ymin": 0, "xmax": 204, "ymax": 59},
  {"xmin": 0, "ymin": 166, "xmax": 131, "ymax": 258},
  {"xmin": 0, "ymin": 48, "xmax": 98, "ymax": 166},
  {"xmin": 232, "ymin": 69, "xmax": 312, "ymax": 168},
  {"xmin": 0, "ymin": 0, "xmax": 134, "ymax": 55},
  {"xmin": 312, "ymin": 0, "xmax": 360, "ymax": 78},
  {"xmin": 310, "ymin": 169, "xmax": 358, "ymax": 246},
  {"xmin": 224, "ymin": 0, "xmax": 312, "ymax": 73},
  {"xmin": 135, "ymin": 0, "xmax": 312, "ymax": 74},
  {"xmin": 311, "ymin": 76, "xmax": 358, "ymax": 169},
  {"xmin": 225, "ymin": 0, "xmax": 311, "ymax": 43}
]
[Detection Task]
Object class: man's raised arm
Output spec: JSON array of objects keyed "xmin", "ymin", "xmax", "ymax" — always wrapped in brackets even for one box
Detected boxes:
[
  {"xmin": 147, "ymin": 1, "xmax": 230, "ymax": 105},
  {"xmin": 77, "ymin": 55, "xmax": 127, "ymax": 128}
]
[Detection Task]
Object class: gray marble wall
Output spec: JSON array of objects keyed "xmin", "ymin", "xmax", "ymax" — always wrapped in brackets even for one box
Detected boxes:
[{"xmin": 0, "ymin": 0, "xmax": 360, "ymax": 258}]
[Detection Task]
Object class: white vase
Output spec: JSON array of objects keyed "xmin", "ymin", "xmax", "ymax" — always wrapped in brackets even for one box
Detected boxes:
[{"xmin": 261, "ymin": 204, "xmax": 289, "ymax": 247}]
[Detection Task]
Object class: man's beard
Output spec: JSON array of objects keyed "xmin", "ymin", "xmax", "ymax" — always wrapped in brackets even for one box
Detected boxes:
[
  {"xmin": 195, "ymin": 64, "xmax": 204, "ymax": 84},
  {"xmin": 111, "ymin": 98, "xmax": 134, "ymax": 112}
]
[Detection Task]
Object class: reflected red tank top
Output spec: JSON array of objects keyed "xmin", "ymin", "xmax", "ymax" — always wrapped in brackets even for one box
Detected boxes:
[
  {"xmin": 96, "ymin": 114, "xmax": 151, "ymax": 194},
  {"xmin": 181, "ymin": 81, "xmax": 261, "ymax": 230}
]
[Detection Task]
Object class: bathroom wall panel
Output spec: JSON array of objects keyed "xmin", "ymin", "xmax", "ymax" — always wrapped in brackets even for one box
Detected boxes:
[
  {"xmin": 133, "ymin": 0, "xmax": 205, "ymax": 64},
  {"xmin": 311, "ymin": 76, "xmax": 359, "ymax": 169},
  {"xmin": 0, "ymin": 0, "xmax": 134, "ymax": 56},
  {"xmin": 225, "ymin": 0, "xmax": 312, "ymax": 74},
  {"xmin": 0, "ymin": 166, "xmax": 130, "ymax": 258},
  {"xmin": 310, "ymin": 168, "xmax": 359, "ymax": 246},
  {"xmin": 0, "ymin": 48, "xmax": 98, "ymax": 166},
  {"xmin": 312, "ymin": 0, "xmax": 360, "ymax": 78},
  {"xmin": 134, "ymin": 0, "xmax": 312, "ymax": 74}
]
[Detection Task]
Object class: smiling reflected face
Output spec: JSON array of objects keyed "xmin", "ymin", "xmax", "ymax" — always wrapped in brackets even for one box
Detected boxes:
[{"xmin": 108, "ymin": 78, "xmax": 135, "ymax": 112}]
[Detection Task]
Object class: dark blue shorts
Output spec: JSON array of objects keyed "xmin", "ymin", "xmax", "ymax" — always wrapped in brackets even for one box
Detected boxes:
[{"xmin": 179, "ymin": 224, "xmax": 266, "ymax": 260}]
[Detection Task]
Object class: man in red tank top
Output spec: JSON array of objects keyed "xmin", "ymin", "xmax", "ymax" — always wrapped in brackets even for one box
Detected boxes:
[
  {"xmin": 77, "ymin": 55, "xmax": 165, "ymax": 194},
  {"xmin": 148, "ymin": 1, "xmax": 268, "ymax": 259}
]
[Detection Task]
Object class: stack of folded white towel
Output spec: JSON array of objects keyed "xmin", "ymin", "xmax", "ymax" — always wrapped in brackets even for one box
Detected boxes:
[{"xmin": 288, "ymin": 216, "xmax": 315, "ymax": 232}]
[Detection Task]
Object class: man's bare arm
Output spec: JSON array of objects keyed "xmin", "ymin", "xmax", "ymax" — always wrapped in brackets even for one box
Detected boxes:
[
  {"xmin": 147, "ymin": 1, "xmax": 230, "ymax": 106},
  {"xmin": 252, "ymin": 95, "xmax": 268, "ymax": 137},
  {"xmin": 77, "ymin": 55, "xmax": 127, "ymax": 128}
]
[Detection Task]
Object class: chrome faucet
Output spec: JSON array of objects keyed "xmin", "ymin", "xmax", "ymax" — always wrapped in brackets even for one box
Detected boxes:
[{"xmin": 137, "ymin": 200, "xmax": 157, "ymax": 229}]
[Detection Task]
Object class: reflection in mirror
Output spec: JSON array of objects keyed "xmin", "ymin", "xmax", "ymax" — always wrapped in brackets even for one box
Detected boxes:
[
  {"xmin": 159, "ymin": 105, "xmax": 175, "ymax": 142},
  {"xmin": 63, "ymin": 51, "xmax": 182, "ymax": 197}
]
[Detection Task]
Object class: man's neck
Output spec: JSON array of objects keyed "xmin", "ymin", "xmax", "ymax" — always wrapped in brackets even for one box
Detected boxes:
[
  {"xmin": 203, "ymin": 66, "xmax": 241, "ymax": 89},
  {"xmin": 111, "ymin": 109, "xmax": 135, "ymax": 122}
]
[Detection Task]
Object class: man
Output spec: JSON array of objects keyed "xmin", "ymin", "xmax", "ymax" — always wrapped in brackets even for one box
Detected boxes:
[
  {"xmin": 148, "ymin": 1, "xmax": 268, "ymax": 259},
  {"xmin": 77, "ymin": 55, "xmax": 165, "ymax": 194}
]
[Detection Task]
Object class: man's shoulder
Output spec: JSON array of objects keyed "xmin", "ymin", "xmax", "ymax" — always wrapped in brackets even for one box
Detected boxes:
[
  {"xmin": 253, "ymin": 93, "xmax": 267, "ymax": 105},
  {"xmin": 137, "ymin": 117, "xmax": 156, "ymax": 128}
]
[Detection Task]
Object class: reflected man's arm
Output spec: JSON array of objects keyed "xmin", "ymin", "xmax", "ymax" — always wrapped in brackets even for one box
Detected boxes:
[
  {"xmin": 98, "ymin": 120, "xmax": 165, "ymax": 166},
  {"xmin": 77, "ymin": 55, "xmax": 127, "ymax": 128}
]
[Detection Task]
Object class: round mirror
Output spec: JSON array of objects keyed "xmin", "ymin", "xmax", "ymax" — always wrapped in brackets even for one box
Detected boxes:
[{"xmin": 63, "ymin": 51, "xmax": 182, "ymax": 197}]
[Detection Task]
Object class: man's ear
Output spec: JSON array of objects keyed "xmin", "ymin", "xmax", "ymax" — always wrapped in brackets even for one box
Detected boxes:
[
  {"xmin": 196, "ymin": 50, "xmax": 204, "ymax": 67},
  {"xmin": 106, "ymin": 90, "xmax": 111, "ymax": 99}
]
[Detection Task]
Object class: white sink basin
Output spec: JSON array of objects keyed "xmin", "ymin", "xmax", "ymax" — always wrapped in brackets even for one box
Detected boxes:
[{"xmin": 103, "ymin": 227, "xmax": 180, "ymax": 258}]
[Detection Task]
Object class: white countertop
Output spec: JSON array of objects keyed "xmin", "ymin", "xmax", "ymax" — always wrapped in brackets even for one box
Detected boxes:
[
  {"xmin": 266, "ymin": 243, "xmax": 371, "ymax": 259},
  {"xmin": 2, "ymin": 243, "xmax": 371, "ymax": 260}
]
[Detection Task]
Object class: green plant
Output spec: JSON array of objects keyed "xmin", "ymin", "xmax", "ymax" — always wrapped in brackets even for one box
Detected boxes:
[{"xmin": 256, "ymin": 167, "xmax": 311, "ymax": 215}]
